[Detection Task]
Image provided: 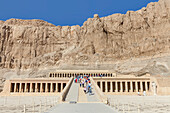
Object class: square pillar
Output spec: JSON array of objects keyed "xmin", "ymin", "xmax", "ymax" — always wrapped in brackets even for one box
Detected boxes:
[
  {"xmin": 40, "ymin": 83, "xmax": 43, "ymax": 92},
  {"xmin": 24, "ymin": 83, "xmax": 27, "ymax": 93},
  {"xmin": 125, "ymin": 81, "xmax": 128, "ymax": 92},
  {"xmin": 30, "ymin": 83, "xmax": 32, "ymax": 92},
  {"xmin": 105, "ymin": 81, "xmax": 108, "ymax": 93},
  {"xmin": 19, "ymin": 83, "xmax": 22, "ymax": 93},
  {"xmin": 115, "ymin": 81, "xmax": 118, "ymax": 92},
  {"xmin": 101, "ymin": 81, "xmax": 103, "ymax": 92},
  {"xmin": 120, "ymin": 81, "xmax": 123, "ymax": 92},
  {"xmin": 135, "ymin": 81, "xmax": 138, "ymax": 92},
  {"xmin": 61, "ymin": 83, "xmax": 63, "ymax": 92},
  {"xmin": 130, "ymin": 81, "xmax": 133, "ymax": 92},
  {"xmin": 145, "ymin": 81, "xmax": 148, "ymax": 92},
  {"xmin": 51, "ymin": 83, "xmax": 53, "ymax": 93},
  {"xmin": 56, "ymin": 83, "xmax": 58, "ymax": 92},
  {"xmin": 35, "ymin": 83, "xmax": 37, "ymax": 92},
  {"xmin": 14, "ymin": 83, "xmax": 17, "ymax": 92},
  {"xmin": 45, "ymin": 83, "xmax": 48, "ymax": 92},
  {"xmin": 140, "ymin": 81, "xmax": 143, "ymax": 92},
  {"xmin": 110, "ymin": 81, "xmax": 113, "ymax": 92}
]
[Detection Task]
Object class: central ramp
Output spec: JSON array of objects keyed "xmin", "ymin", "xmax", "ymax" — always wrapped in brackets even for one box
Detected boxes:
[
  {"xmin": 65, "ymin": 80, "xmax": 101, "ymax": 103},
  {"xmin": 65, "ymin": 82, "xmax": 79, "ymax": 103},
  {"xmin": 78, "ymin": 86, "xmax": 100, "ymax": 103},
  {"xmin": 47, "ymin": 103, "xmax": 117, "ymax": 113}
]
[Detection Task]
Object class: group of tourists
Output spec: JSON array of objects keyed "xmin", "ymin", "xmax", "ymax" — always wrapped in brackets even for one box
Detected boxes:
[
  {"xmin": 74, "ymin": 75, "xmax": 93, "ymax": 95},
  {"xmin": 138, "ymin": 91, "xmax": 146, "ymax": 96}
]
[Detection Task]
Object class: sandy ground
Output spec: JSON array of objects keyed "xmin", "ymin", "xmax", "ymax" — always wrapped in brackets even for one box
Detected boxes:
[
  {"xmin": 107, "ymin": 95, "xmax": 170, "ymax": 113},
  {"xmin": 0, "ymin": 95, "xmax": 59, "ymax": 113},
  {"xmin": 1, "ymin": 95, "xmax": 170, "ymax": 113}
]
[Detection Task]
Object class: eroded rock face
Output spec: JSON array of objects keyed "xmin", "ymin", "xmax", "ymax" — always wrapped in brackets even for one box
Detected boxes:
[{"xmin": 0, "ymin": 0, "xmax": 170, "ymax": 71}]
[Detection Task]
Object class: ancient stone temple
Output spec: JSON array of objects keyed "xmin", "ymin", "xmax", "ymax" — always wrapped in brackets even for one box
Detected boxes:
[{"xmin": 1, "ymin": 70, "xmax": 170, "ymax": 97}]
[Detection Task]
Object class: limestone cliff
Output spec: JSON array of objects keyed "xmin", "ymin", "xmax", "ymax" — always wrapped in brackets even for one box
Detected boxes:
[{"xmin": 0, "ymin": 0, "xmax": 170, "ymax": 71}]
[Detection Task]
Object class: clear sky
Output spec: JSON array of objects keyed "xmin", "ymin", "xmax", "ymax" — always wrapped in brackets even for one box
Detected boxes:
[{"xmin": 0, "ymin": 0, "xmax": 159, "ymax": 26}]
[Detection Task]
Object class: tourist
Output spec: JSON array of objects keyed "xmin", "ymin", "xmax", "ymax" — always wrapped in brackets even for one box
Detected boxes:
[
  {"xmin": 137, "ymin": 91, "xmax": 140, "ymax": 96},
  {"xmin": 80, "ymin": 82, "xmax": 82, "ymax": 87},
  {"xmin": 143, "ymin": 91, "xmax": 146, "ymax": 96},
  {"xmin": 89, "ymin": 86, "xmax": 92, "ymax": 95},
  {"xmin": 86, "ymin": 84, "xmax": 89, "ymax": 93},
  {"xmin": 84, "ymin": 87, "xmax": 86, "ymax": 93},
  {"xmin": 82, "ymin": 81, "xmax": 84, "ymax": 87},
  {"xmin": 85, "ymin": 79, "xmax": 88, "ymax": 85}
]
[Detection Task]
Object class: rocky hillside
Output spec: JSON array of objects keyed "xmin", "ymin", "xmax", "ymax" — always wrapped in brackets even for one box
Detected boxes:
[{"xmin": 0, "ymin": 0, "xmax": 170, "ymax": 74}]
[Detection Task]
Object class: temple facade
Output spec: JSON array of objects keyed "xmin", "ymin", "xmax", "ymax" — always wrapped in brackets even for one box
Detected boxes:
[{"xmin": 1, "ymin": 70, "xmax": 170, "ymax": 96}]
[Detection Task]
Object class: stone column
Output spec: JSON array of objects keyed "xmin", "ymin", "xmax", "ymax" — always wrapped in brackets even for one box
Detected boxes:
[
  {"xmin": 30, "ymin": 83, "xmax": 32, "ymax": 92},
  {"xmin": 40, "ymin": 83, "xmax": 43, "ymax": 92},
  {"xmin": 110, "ymin": 81, "xmax": 113, "ymax": 92},
  {"xmin": 101, "ymin": 81, "xmax": 103, "ymax": 92},
  {"xmin": 125, "ymin": 81, "xmax": 128, "ymax": 92},
  {"xmin": 51, "ymin": 83, "xmax": 53, "ymax": 92},
  {"xmin": 140, "ymin": 82, "xmax": 143, "ymax": 92},
  {"xmin": 24, "ymin": 83, "xmax": 27, "ymax": 93},
  {"xmin": 115, "ymin": 81, "xmax": 118, "ymax": 92},
  {"xmin": 135, "ymin": 81, "xmax": 138, "ymax": 92},
  {"xmin": 45, "ymin": 83, "xmax": 48, "ymax": 92},
  {"xmin": 14, "ymin": 83, "xmax": 17, "ymax": 92},
  {"xmin": 61, "ymin": 83, "xmax": 63, "ymax": 92},
  {"xmin": 145, "ymin": 81, "xmax": 148, "ymax": 91},
  {"xmin": 105, "ymin": 81, "xmax": 108, "ymax": 92},
  {"xmin": 35, "ymin": 83, "xmax": 37, "ymax": 92},
  {"xmin": 130, "ymin": 81, "xmax": 133, "ymax": 92},
  {"xmin": 56, "ymin": 83, "xmax": 58, "ymax": 92},
  {"xmin": 19, "ymin": 83, "xmax": 22, "ymax": 93},
  {"xmin": 120, "ymin": 81, "xmax": 123, "ymax": 92}
]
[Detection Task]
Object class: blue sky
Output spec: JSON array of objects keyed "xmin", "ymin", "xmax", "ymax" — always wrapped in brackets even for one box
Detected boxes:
[{"xmin": 0, "ymin": 0, "xmax": 159, "ymax": 26}]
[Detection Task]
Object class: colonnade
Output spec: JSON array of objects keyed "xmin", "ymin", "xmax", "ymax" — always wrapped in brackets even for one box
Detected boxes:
[
  {"xmin": 97, "ymin": 80, "xmax": 150, "ymax": 93},
  {"xmin": 10, "ymin": 82, "xmax": 67, "ymax": 93},
  {"xmin": 49, "ymin": 73, "xmax": 114, "ymax": 78}
]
